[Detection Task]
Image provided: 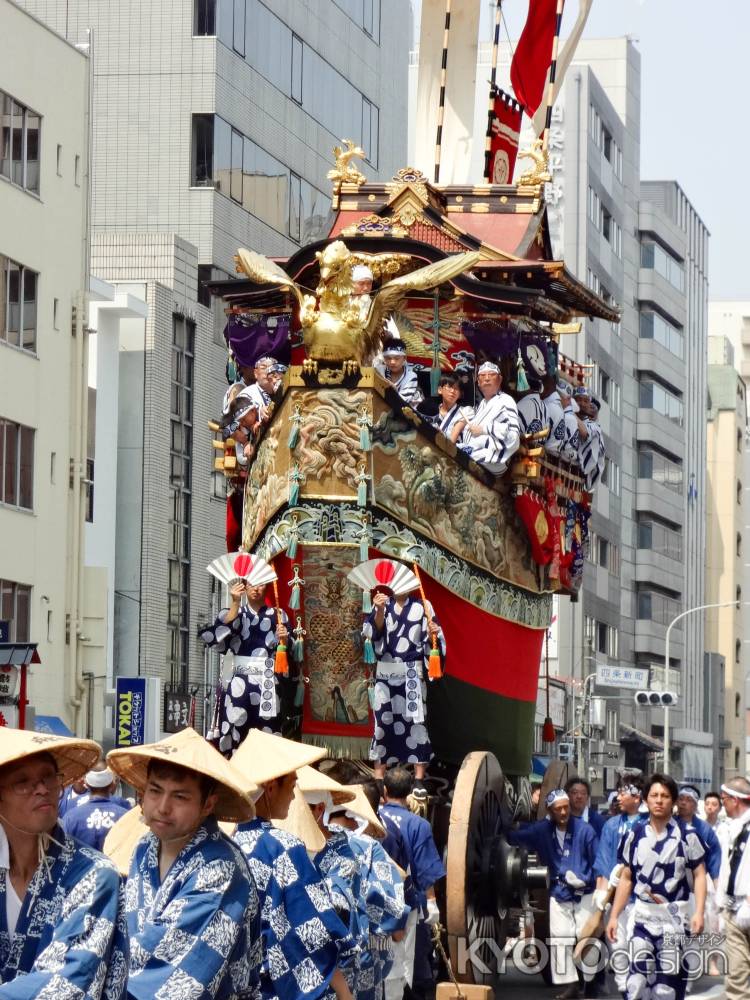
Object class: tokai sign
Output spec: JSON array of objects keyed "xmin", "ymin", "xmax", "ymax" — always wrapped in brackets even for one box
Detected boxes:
[{"xmin": 115, "ymin": 676, "xmax": 146, "ymax": 747}]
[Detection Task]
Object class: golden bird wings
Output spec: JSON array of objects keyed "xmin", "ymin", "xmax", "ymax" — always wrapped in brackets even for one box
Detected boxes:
[
  {"xmin": 361, "ymin": 250, "xmax": 482, "ymax": 360},
  {"xmin": 235, "ymin": 248, "xmax": 306, "ymax": 309}
]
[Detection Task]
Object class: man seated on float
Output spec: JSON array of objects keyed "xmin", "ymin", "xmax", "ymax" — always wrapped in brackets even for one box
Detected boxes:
[
  {"xmin": 508, "ymin": 787, "xmax": 598, "ymax": 1000},
  {"xmin": 459, "ymin": 361, "xmax": 521, "ymax": 472},
  {"xmin": 517, "ymin": 344, "xmax": 551, "ymax": 438},
  {"xmin": 352, "ymin": 264, "xmax": 374, "ymax": 325},
  {"xmin": 375, "ymin": 321, "xmax": 423, "ymax": 405},
  {"xmin": 574, "ymin": 388, "xmax": 606, "ymax": 489},
  {"xmin": 221, "ymin": 393, "xmax": 261, "ymax": 469},
  {"xmin": 0, "ymin": 728, "xmax": 127, "ymax": 998},
  {"xmin": 230, "ymin": 730, "xmax": 355, "ymax": 1000},
  {"xmin": 352, "ymin": 559, "xmax": 444, "ymax": 783},
  {"xmin": 238, "ymin": 355, "xmax": 282, "ymax": 421},
  {"xmin": 543, "ymin": 378, "xmax": 578, "ymax": 463},
  {"xmin": 108, "ymin": 727, "xmax": 261, "ymax": 1000},
  {"xmin": 427, "ymin": 371, "xmax": 473, "ymax": 443},
  {"xmin": 199, "ymin": 557, "xmax": 289, "ymax": 754}
]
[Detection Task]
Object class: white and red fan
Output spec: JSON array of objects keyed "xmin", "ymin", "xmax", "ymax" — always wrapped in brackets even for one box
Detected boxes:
[
  {"xmin": 347, "ymin": 558, "xmax": 419, "ymax": 596},
  {"xmin": 207, "ymin": 551, "xmax": 277, "ymax": 588}
]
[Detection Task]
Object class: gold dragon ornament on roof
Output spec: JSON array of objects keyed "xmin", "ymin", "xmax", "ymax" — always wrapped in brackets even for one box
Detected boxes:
[
  {"xmin": 327, "ymin": 140, "xmax": 367, "ymax": 189},
  {"xmin": 235, "ymin": 242, "xmax": 481, "ymax": 373}
]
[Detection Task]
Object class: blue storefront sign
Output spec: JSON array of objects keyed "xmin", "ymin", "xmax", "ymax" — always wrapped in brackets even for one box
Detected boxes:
[
  {"xmin": 0, "ymin": 622, "xmax": 8, "ymax": 643},
  {"xmin": 115, "ymin": 676, "xmax": 146, "ymax": 747}
]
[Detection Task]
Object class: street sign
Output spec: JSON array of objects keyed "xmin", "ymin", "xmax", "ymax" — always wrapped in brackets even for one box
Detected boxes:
[
  {"xmin": 596, "ymin": 664, "xmax": 650, "ymax": 690},
  {"xmin": 0, "ymin": 622, "xmax": 8, "ymax": 643},
  {"xmin": 115, "ymin": 676, "xmax": 146, "ymax": 747}
]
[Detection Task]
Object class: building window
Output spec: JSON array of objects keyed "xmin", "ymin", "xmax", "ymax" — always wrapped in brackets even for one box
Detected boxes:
[
  {"xmin": 56, "ymin": 143, "xmax": 62, "ymax": 176},
  {"xmin": 194, "ymin": 0, "xmax": 216, "ymax": 34},
  {"xmin": 83, "ymin": 458, "xmax": 94, "ymax": 522},
  {"xmin": 639, "ymin": 309, "xmax": 684, "ymax": 359},
  {"xmin": 0, "ymin": 418, "xmax": 34, "ymax": 510},
  {"xmin": 74, "ymin": 154, "xmax": 81, "ymax": 186},
  {"xmin": 0, "ymin": 90, "xmax": 40, "ymax": 195},
  {"xmin": 637, "ymin": 588, "xmax": 682, "ymax": 629},
  {"xmin": 606, "ymin": 708, "xmax": 618, "ymax": 744},
  {"xmin": 639, "ymin": 378, "xmax": 683, "ymax": 426},
  {"xmin": 291, "ymin": 33, "xmax": 303, "ymax": 104},
  {"xmin": 640, "ymin": 239, "xmax": 685, "ymax": 292},
  {"xmin": 738, "ymin": 429, "xmax": 743, "ymax": 453},
  {"xmin": 333, "ymin": 0, "xmax": 381, "ymax": 40},
  {"xmin": 637, "ymin": 518, "xmax": 683, "ymax": 561},
  {"xmin": 638, "ymin": 446, "xmax": 683, "ymax": 493},
  {"xmin": 0, "ymin": 579, "xmax": 31, "ymax": 641},
  {"xmin": 584, "ymin": 615, "xmax": 618, "ymax": 657},
  {"xmin": 598, "ymin": 369, "xmax": 620, "ymax": 414},
  {"xmin": 737, "ymin": 533, "xmax": 742, "ymax": 558},
  {"xmin": 168, "ymin": 315, "xmax": 195, "ymax": 690},
  {"xmin": 191, "ymin": 114, "xmax": 214, "ymax": 187},
  {"xmin": 232, "ymin": 0, "xmax": 245, "ymax": 55},
  {"xmin": 738, "ymin": 481, "xmax": 743, "ymax": 506},
  {"xmin": 1, "ymin": 255, "xmax": 38, "ymax": 353},
  {"xmin": 736, "ymin": 693, "xmax": 741, "ymax": 718},
  {"xmin": 646, "ymin": 660, "xmax": 682, "ymax": 695},
  {"xmin": 736, "ymin": 639, "xmax": 742, "ymax": 664},
  {"xmin": 590, "ymin": 535, "xmax": 620, "ymax": 575},
  {"xmin": 601, "ymin": 456, "xmax": 620, "ymax": 496}
]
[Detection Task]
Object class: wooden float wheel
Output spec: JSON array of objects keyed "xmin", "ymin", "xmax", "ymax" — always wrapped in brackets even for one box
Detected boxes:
[{"xmin": 446, "ymin": 750, "xmax": 511, "ymax": 985}]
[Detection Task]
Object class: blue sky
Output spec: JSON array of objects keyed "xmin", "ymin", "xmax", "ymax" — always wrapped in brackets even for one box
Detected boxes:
[{"xmin": 412, "ymin": 1, "xmax": 749, "ymax": 300}]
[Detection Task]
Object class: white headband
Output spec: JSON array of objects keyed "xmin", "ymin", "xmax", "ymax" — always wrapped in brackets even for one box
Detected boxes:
[
  {"xmin": 85, "ymin": 768, "xmax": 114, "ymax": 788},
  {"xmin": 477, "ymin": 362, "xmax": 500, "ymax": 376},
  {"xmin": 721, "ymin": 783, "xmax": 750, "ymax": 801},
  {"xmin": 303, "ymin": 790, "xmax": 335, "ymax": 826},
  {"xmin": 352, "ymin": 265, "xmax": 373, "ymax": 281},
  {"xmin": 618, "ymin": 784, "xmax": 642, "ymax": 799},
  {"xmin": 678, "ymin": 787, "xmax": 700, "ymax": 803},
  {"xmin": 546, "ymin": 789, "xmax": 569, "ymax": 807}
]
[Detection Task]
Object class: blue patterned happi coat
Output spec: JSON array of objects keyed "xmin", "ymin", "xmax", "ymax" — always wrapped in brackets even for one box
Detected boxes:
[
  {"xmin": 347, "ymin": 832, "xmax": 410, "ymax": 997},
  {"xmin": 125, "ymin": 817, "xmax": 260, "ymax": 1000},
  {"xmin": 233, "ymin": 818, "xmax": 350, "ymax": 1000},
  {"xmin": 0, "ymin": 825, "xmax": 128, "ymax": 999}
]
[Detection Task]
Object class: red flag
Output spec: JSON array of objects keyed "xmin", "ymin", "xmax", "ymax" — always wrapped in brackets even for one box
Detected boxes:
[
  {"xmin": 486, "ymin": 90, "xmax": 522, "ymax": 184},
  {"xmin": 510, "ymin": 0, "xmax": 559, "ymax": 116}
]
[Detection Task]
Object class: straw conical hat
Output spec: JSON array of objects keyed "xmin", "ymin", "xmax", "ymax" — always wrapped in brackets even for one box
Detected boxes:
[
  {"xmin": 231, "ymin": 730, "xmax": 326, "ymax": 787},
  {"xmin": 0, "ymin": 727, "xmax": 101, "ymax": 786},
  {"xmin": 296, "ymin": 765, "xmax": 356, "ymax": 807},
  {"xmin": 107, "ymin": 727, "xmax": 258, "ymax": 823},
  {"xmin": 335, "ymin": 783, "xmax": 386, "ymax": 839},
  {"xmin": 272, "ymin": 784, "xmax": 326, "ymax": 854},
  {"xmin": 103, "ymin": 805, "xmax": 148, "ymax": 876}
]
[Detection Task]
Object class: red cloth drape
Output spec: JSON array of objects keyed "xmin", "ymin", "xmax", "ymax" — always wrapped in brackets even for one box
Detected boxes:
[
  {"xmin": 510, "ymin": 0, "xmax": 559, "ymax": 116},
  {"xmin": 487, "ymin": 91, "xmax": 522, "ymax": 184}
]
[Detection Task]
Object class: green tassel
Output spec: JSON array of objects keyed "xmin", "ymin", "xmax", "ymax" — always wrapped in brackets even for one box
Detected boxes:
[
  {"xmin": 359, "ymin": 423, "xmax": 371, "ymax": 451},
  {"xmin": 295, "ymin": 681, "xmax": 305, "ymax": 707},
  {"xmin": 287, "ymin": 533, "xmax": 298, "ymax": 559},
  {"xmin": 293, "ymin": 637, "xmax": 304, "ymax": 660},
  {"xmin": 516, "ymin": 349, "xmax": 529, "ymax": 391},
  {"xmin": 360, "ymin": 539, "xmax": 369, "ymax": 561},
  {"xmin": 358, "ymin": 480, "xmax": 367, "ymax": 507},
  {"xmin": 288, "ymin": 422, "xmax": 300, "ymax": 449},
  {"xmin": 289, "ymin": 481, "xmax": 299, "ymax": 507},
  {"xmin": 363, "ymin": 637, "xmax": 376, "ymax": 664},
  {"xmin": 367, "ymin": 683, "xmax": 375, "ymax": 710},
  {"xmin": 290, "ymin": 583, "xmax": 300, "ymax": 610},
  {"xmin": 362, "ymin": 590, "xmax": 372, "ymax": 613}
]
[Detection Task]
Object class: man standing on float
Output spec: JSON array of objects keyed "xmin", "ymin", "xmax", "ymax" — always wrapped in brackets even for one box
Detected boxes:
[{"xmin": 348, "ymin": 559, "xmax": 445, "ymax": 783}]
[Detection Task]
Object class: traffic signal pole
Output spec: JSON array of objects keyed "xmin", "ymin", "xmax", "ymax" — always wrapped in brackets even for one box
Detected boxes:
[{"xmin": 664, "ymin": 600, "xmax": 740, "ymax": 771}]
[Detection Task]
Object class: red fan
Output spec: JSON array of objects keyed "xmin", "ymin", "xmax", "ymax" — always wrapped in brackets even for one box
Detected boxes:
[
  {"xmin": 207, "ymin": 551, "xmax": 278, "ymax": 587},
  {"xmin": 347, "ymin": 558, "xmax": 419, "ymax": 597}
]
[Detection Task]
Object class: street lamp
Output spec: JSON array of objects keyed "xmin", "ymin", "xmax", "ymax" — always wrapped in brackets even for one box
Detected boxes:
[{"xmin": 663, "ymin": 600, "xmax": 742, "ymax": 770}]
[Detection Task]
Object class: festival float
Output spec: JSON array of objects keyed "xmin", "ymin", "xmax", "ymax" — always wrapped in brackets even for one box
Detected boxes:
[{"xmin": 205, "ymin": 4, "xmax": 618, "ymax": 982}]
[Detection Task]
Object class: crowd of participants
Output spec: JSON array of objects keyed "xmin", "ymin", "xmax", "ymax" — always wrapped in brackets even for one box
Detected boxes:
[
  {"xmin": 514, "ymin": 772, "xmax": 750, "ymax": 1000},
  {"xmin": 0, "ymin": 725, "xmax": 445, "ymax": 1000}
]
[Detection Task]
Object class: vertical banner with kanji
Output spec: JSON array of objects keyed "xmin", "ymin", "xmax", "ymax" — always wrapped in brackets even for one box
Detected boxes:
[{"xmin": 486, "ymin": 89, "xmax": 523, "ymax": 183}]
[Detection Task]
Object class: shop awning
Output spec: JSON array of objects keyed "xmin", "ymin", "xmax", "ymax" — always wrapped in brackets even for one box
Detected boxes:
[
  {"xmin": 34, "ymin": 715, "xmax": 74, "ymax": 737},
  {"xmin": 620, "ymin": 722, "xmax": 663, "ymax": 752}
]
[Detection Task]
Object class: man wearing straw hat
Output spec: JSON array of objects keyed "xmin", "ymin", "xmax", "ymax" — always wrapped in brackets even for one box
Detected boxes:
[
  {"xmin": 230, "ymin": 729, "xmax": 355, "ymax": 1000},
  {"xmin": 0, "ymin": 727, "xmax": 128, "ymax": 998},
  {"xmin": 107, "ymin": 726, "xmax": 261, "ymax": 1000},
  {"xmin": 326, "ymin": 782, "xmax": 411, "ymax": 1000}
]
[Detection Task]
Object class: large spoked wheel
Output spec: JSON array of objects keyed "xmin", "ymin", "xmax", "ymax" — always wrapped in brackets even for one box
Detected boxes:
[{"xmin": 445, "ymin": 751, "xmax": 512, "ymax": 986}]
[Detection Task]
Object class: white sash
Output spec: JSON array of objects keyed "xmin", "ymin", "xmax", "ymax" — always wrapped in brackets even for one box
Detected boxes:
[
  {"xmin": 376, "ymin": 660, "xmax": 424, "ymax": 724},
  {"xmin": 235, "ymin": 654, "xmax": 278, "ymax": 720}
]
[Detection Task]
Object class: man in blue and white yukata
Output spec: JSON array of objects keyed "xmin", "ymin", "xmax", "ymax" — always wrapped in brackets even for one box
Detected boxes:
[
  {"xmin": 62, "ymin": 764, "xmax": 131, "ymax": 852},
  {"xmin": 376, "ymin": 328, "xmax": 423, "ymax": 406},
  {"xmin": 607, "ymin": 773, "xmax": 706, "ymax": 1000},
  {"xmin": 107, "ymin": 726, "xmax": 262, "ymax": 1000},
  {"xmin": 459, "ymin": 361, "xmax": 521, "ymax": 472},
  {"xmin": 717, "ymin": 777, "xmax": 750, "ymax": 1000},
  {"xmin": 380, "ymin": 768, "xmax": 444, "ymax": 1000},
  {"xmin": 544, "ymin": 380, "xmax": 579, "ymax": 463},
  {"xmin": 230, "ymin": 729, "xmax": 355, "ymax": 1000},
  {"xmin": 364, "ymin": 582, "xmax": 445, "ymax": 782},
  {"xmin": 328, "ymin": 783, "xmax": 411, "ymax": 1000},
  {"xmin": 574, "ymin": 388, "xmax": 606, "ymax": 490},
  {"xmin": 200, "ymin": 578, "xmax": 289, "ymax": 752},
  {"xmin": 593, "ymin": 775, "xmax": 646, "ymax": 994},
  {"xmin": 509, "ymin": 787, "xmax": 598, "ymax": 999},
  {"xmin": 0, "ymin": 728, "xmax": 127, "ymax": 999}
]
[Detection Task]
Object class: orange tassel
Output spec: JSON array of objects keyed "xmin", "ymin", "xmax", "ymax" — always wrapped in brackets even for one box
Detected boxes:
[
  {"xmin": 274, "ymin": 643, "xmax": 289, "ymax": 676},
  {"xmin": 428, "ymin": 644, "xmax": 442, "ymax": 679},
  {"xmin": 272, "ymin": 577, "xmax": 289, "ymax": 675}
]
